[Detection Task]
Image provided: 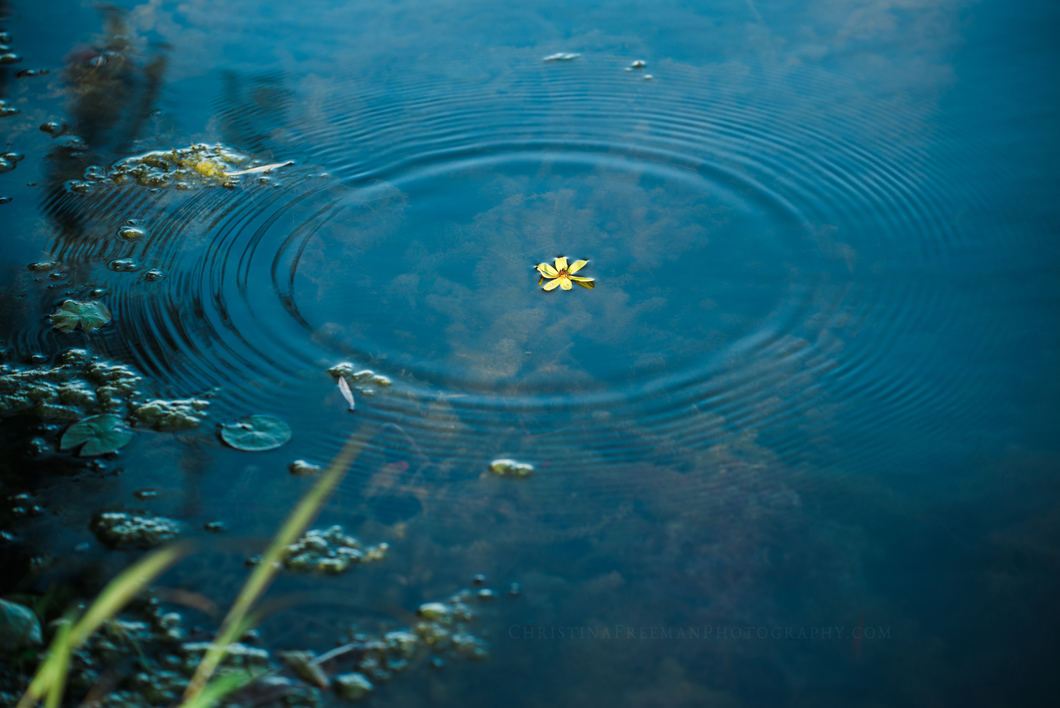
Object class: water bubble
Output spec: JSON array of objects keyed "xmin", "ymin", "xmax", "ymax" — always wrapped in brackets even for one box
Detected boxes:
[
  {"xmin": 631, "ymin": 60, "xmax": 646, "ymax": 69},
  {"xmin": 0, "ymin": 33, "xmax": 10, "ymax": 43},
  {"xmin": 3, "ymin": 152, "xmax": 24, "ymax": 163},
  {"xmin": 66, "ymin": 180, "xmax": 92, "ymax": 194},
  {"xmin": 14, "ymin": 68, "xmax": 47, "ymax": 78},
  {"xmin": 0, "ymin": 53, "xmax": 21, "ymax": 65},
  {"xmin": 143, "ymin": 269, "xmax": 164, "ymax": 281},
  {"xmin": 0, "ymin": 105, "xmax": 19, "ymax": 118},
  {"xmin": 27, "ymin": 261, "xmax": 59, "ymax": 272},
  {"xmin": 0, "ymin": 197, "xmax": 11, "ymax": 205},
  {"xmin": 0, "ymin": 158, "xmax": 14, "ymax": 174},
  {"xmin": 40, "ymin": 121, "xmax": 65, "ymax": 135}
]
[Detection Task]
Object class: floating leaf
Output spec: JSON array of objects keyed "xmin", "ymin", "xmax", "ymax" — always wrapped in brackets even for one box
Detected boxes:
[
  {"xmin": 220, "ymin": 415, "xmax": 291, "ymax": 451},
  {"xmin": 225, "ymin": 161, "xmax": 294, "ymax": 176},
  {"xmin": 0, "ymin": 598, "xmax": 42, "ymax": 653},
  {"xmin": 337, "ymin": 376, "xmax": 355, "ymax": 411},
  {"xmin": 49, "ymin": 300, "xmax": 112, "ymax": 333},
  {"xmin": 60, "ymin": 414, "xmax": 132, "ymax": 456}
]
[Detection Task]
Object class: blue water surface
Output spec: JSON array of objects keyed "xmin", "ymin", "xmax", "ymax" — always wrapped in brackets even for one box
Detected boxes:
[{"xmin": 1, "ymin": 0, "xmax": 1058, "ymax": 705}]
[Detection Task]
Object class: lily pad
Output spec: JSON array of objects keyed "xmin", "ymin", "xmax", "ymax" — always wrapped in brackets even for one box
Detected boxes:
[
  {"xmin": 49, "ymin": 299, "xmax": 112, "ymax": 333},
  {"xmin": 60, "ymin": 414, "xmax": 132, "ymax": 456},
  {"xmin": 0, "ymin": 598, "xmax": 42, "ymax": 653},
  {"xmin": 221, "ymin": 414, "xmax": 291, "ymax": 451}
]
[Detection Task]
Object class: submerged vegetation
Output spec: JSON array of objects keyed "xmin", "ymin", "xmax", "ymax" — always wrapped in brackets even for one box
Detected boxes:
[{"xmin": 8, "ymin": 431, "xmax": 492, "ymax": 707}]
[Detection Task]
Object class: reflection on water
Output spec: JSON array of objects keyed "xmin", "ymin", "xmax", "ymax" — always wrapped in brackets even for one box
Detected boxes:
[{"xmin": 2, "ymin": 0, "xmax": 1059, "ymax": 705}]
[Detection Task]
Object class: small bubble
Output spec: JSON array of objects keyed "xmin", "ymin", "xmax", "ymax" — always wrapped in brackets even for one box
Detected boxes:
[
  {"xmin": 66, "ymin": 180, "xmax": 92, "ymax": 194},
  {"xmin": 0, "ymin": 53, "xmax": 21, "ymax": 65},
  {"xmin": 0, "ymin": 196, "xmax": 11, "ymax": 205},
  {"xmin": 143, "ymin": 269, "xmax": 164, "ymax": 281},
  {"xmin": 631, "ymin": 59, "xmax": 646, "ymax": 68},
  {"xmin": 89, "ymin": 288, "xmax": 105, "ymax": 297},
  {"xmin": 40, "ymin": 121, "xmax": 64, "ymax": 134},
  {"xmin": 3, "ymin": 152, "xmax": 24, "ymax": 162},
  {"xmin": 0, "ymin": 106, "xmax": 19, "ymax": 118},
  {"xmin": 644, "ymin": 74, "xmax": 654, "ymax": 81}
]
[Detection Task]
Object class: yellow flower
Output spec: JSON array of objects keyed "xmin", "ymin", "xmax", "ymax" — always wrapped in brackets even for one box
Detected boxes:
[{"xmin": 536, "ymin": 256, "xmax": 595, "ymax": 291}]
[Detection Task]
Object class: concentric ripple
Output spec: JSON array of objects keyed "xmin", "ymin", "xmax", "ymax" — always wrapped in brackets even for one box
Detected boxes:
[{"xmin": 35, "ymin": 56, "xmax": 1006, "ymax": 520}]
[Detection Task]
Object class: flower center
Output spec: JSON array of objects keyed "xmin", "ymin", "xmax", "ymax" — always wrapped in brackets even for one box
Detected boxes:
[{"xmin": 557, "ymin": 269, "xmax": 568, "ymax": 277}]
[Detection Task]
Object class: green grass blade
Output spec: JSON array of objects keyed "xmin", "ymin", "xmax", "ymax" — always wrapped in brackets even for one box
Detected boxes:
[
  {"xmin": 17, "ymin": 543, "xmax": 188, "ymax": 708},
  {"xmin": 181, "ymin": 429, "xmax": 372, "ymax": 703}
]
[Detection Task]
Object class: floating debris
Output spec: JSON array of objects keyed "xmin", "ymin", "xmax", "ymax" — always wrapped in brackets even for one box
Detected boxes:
[
  {"xmin": 225, "ymin": 160, "xmax": 294, "ymax": 177},
  {"xmin": 132, "ymin": 398, "xmax": 209, "ymax": 430},
  {"xmin": 543, "ymin": 52, "xmax": 581, "ymax": 62},
  {"xmin": 333, "ymin": 673, "xmax": 374, "ymax": 702},
  {"xmin": 489, "ymin": 458, "xmax": 535, "ymax": 479},
  {"xmin": 91, "ymin": 512, "xmax": 180, "ymax": 548},
  {"xmin": 117, "ymin": 222, "xmax": 148, "ymax": 240},
  {"xmin": 328, "ymin": 364, "xmax": 391, "ymax": 398},
  {"xmin": 288, "ymin": 459, "xmax": 322, "ymax": 476},
  {"xmin": 276, "ymin": 525, "xmax": 388, "ymax": 575},
  {"xmin": 220, "ymin": 414, "xmax": 291, "ymax": 451},
  {"xmin": 49, "ymin": 299, "xmax": 112, "ymax": 333},
  {"xmin": 108, "ymin": 258, "xmax": 139, "ymax": 272}
]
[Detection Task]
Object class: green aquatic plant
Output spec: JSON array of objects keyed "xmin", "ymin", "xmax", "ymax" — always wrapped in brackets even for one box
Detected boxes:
[
  {"xmin": 59, "ymin": 413, "xmax": 132, "ymax": 456},
  {"xmin": 48, "ymin": 300, "xmax": 112, "ymax": 333},
  {"xmin": 17, "ymin": 430, "xmax": 372, "ymax": 708},
  {"xmin": 220, "ymin": 414, "xmax": 292, "ymax": 451},
  {"xmin": 536, "ymin": 256, "xmax": 594, "ymax": 291}
]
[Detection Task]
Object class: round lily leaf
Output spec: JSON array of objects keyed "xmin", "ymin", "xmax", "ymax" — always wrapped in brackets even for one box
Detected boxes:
[
  {"xmin": 221, "ymin": 414, "xmax": 292, "ymax": 451},
  {"xmin": 0, "ymin": 598, "xmax": 42, "ymax": 653},
  {"xmin": 60, "ymin": 414, "xmax": 133, "ymax": 456},
  {"xmin": 50, "ymin": 299, "xmax": 112, "ymax": 333}
]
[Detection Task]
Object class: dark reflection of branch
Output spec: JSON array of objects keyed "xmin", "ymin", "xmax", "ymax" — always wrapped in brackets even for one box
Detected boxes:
[
  {"xmin": 43, "ymin": 4, "xmax": 169, "ymax": 234},
  {"xmin": 216, "ymin": 71, "xmax": 293, "ymax": 153}
]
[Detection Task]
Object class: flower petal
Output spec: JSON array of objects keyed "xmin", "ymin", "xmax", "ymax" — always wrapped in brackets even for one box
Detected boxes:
[
  {"xmin": 542, "ymin": 277, "xmax": 562, "ymax": 291},
  {"xmin": 537, "ymin": 262, "xmax": 558, "ymax": 277},
  {"xmin": 554, "ymin": 256, "xmax": 568, "ymax": 272},
  {"xmin": 572, "ymin": 277, "xmax": 595, "ymax": 290},
  {"xmin": 568, "ymin": 259, "xmax": 588, "ymax": 274},
  {"xmin": 538, "ymin": 276, "xmax": 545, "ymax": 285},
  {"xmin": 559, "ymin": 276, "xmax": 573, "ymax": 290}
]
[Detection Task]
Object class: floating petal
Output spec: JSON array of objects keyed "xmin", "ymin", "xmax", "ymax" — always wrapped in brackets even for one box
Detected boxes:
[
  {"xmin": 554, "ymin": 256, "xmax": 569, "ymax": 272},
  {"xmin": 568, "ymin": 259, "xmax": 588, "ymax": 274},
  {"xmin": 572, "ymin": 277, "xmax": 595, "ymax": 290},
  {"xmin": 559, "ymin": 276, "xmax": 573, "ymax": 290},
  {"xmin": 537, "ymin": 262, "xmax": 558, "ymax": 277},
  {"xmin": 542, "ymin": 278, "xmax": 562, "ymax": 291}
]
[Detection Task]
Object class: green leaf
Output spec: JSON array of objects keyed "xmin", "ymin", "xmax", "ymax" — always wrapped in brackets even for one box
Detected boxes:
[
  {"xmin": 220, "ymin": 415, "xmax": 292, "ymax": 451},
  {"xmin": 49, "ymin": 300, "xmax": 112, "ymax": 333},
  {"xmin": 60, "ymin": 414, "xmax": 133, "ymax": 456},
  {"xmin": 0, "ymin": 598, "xmax": 42, "ymax": 653}
]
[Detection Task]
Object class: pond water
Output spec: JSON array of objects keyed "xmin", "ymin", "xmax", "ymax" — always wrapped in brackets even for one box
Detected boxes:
[{"xmin": 2, "ymin": 0, "xmax": 1058, "ymax": 705}]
